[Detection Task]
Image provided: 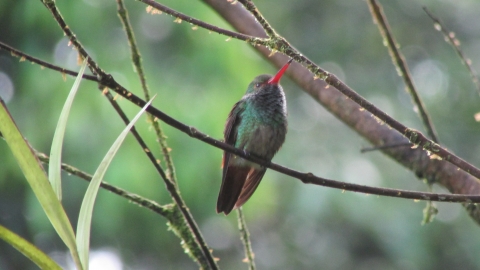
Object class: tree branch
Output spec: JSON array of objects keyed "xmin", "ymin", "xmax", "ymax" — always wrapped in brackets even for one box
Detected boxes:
[
  {"xmin": 368, "ymin": 0, "xmax": 439, "ymax": 143},
  {"xmin": 139, "ymin": 0, "xmax": 256, "ymax": 40},
  {"xmin": 116, "ymin": 0, "xmax": 178, "ymax": 185},
  {"xmin": 237, "ymin": 208, "xmax": 255, "ymax": 270},
  {"xmin": 423, "ymin": 7, "xmax": 480, "ymax": 95},
  {"xmin": 35, "ymin": 152, "xmax": 171, "ymax": 217},
  {"xmin": 236, "ymin": 0, "xmax": 276, "ymax": 38}
]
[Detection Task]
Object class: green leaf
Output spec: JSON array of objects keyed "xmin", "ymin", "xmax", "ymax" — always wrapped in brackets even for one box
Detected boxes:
[
  {"xmin": 49, "ymin": 60, "xmax": 87, "ymax": 201},
  {"xmin": 76, "ymin": 95, "xmax": 156, "ymax": 270},
  {"xmin": 0, "ymin": 100, "xmax": 83, "ymax": 269},
  {"xmin": 0, "ymin": 224, "xmax": 62, "ymax": 270}
]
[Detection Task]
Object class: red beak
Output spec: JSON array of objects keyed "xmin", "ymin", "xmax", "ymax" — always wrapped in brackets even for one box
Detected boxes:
[{"xmin": 267, "ymin": 59, "xmax": 293, "ymax": 85}]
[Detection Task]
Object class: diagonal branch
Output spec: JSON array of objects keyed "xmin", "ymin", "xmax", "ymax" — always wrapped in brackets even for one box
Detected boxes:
[
  {"xmin": 236, "ymin": 0, "xmax": 275, "ymax": 38},
  {"xmin": 116, "ymin": 0, "xmax": 177, "ymax": 185},
  {"xmin": 423, "ymin": 7, "xmax": 480, "ymax": 95},
  {"xmin": 368, "ymin": 0, "xmax": 439, "ymax": 143},
  {"xmin": 138, "ymin": 0, "xmax": 256, "ymax": 40},
  {"xmin": 0, "ymin": 42, "xmax": 98, "ymax": 82},
  {"xmin": 35, "ymin": 152, "xmax": 172, "ymax": 218}
]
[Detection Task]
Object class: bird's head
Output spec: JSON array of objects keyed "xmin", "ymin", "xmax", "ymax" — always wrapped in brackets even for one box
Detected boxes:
[{"xmin": 246, "ymin": 59, "xmax": 293, "ymax": 95}]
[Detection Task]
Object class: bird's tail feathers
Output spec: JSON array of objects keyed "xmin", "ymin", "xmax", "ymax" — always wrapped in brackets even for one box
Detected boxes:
[
  {"xmin": 235, "ymin": 168, "xmax": 266, "ymax": 209},
  {"xmin": 216, "ymin": 165, "xmax": 251, "ymax": 215}
]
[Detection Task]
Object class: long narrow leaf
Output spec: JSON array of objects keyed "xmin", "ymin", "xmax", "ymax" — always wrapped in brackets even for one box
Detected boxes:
[
  {"xmin": 0, "ymin": 224, "xmax": 62, "ymax": 270},
  {"xmin": 0, "ymin": 99, "xmax": 83, "ymax": 270},
  {"xmin": 76, "ymin": 96, "xmax": 156, "ymax": 269},
  {"xmin": 49, "ymin": 60, "xmax": 87, "ymax": 201}
]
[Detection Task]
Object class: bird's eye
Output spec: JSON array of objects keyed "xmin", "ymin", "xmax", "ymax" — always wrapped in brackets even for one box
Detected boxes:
[{"xmin": 255, "ymin": 83, "xmax": 261, "ymax": 88}]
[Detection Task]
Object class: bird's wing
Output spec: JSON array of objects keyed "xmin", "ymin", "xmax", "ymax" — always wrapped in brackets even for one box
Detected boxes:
[
  {"xmin": 217, "ymin": 101, "xmax": 246, "ymax": 214},
  {"xmin": 221, "ymin": 100, "xmax": 244, "ymax": 175}
]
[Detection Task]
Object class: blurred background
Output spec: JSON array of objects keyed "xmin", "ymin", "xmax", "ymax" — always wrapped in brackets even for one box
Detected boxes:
[{"xmin": 1, "ymin": 0, "xmax": 480, "ymax": 269}]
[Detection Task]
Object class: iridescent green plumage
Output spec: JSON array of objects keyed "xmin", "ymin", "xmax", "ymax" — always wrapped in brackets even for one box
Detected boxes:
[{"xmin": 217, "ymin": 60, "xmax": 291, "ymax": 215}]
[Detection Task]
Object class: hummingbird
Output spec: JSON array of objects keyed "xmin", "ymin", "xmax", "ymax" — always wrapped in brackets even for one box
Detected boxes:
[{"xmin": 216, "ymin": 59, "xmax": 292, "ymax": 215}]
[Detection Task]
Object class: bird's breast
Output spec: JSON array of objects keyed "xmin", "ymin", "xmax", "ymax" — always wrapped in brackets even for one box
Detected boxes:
[{"xmin": 235, "ymin": 110, "xmax": 287, "ymax": 161}]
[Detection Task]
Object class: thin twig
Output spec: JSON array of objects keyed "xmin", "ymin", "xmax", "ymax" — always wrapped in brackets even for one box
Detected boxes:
[
  {"xmin": 116, "ymin": 0, "xmax": 177, "ymax": 185},
  {"xmin": 236, "ymin": 0, "xmax": 276, "ymax": 38},
  {"xmin": 41, "ymin": 1, "xmax": 104, "ymax": 78},
  {"xmin": 36, "ymin": 151, "xmax": 204, "ymax": 253},
  {"xmin": 138, "ymin": 0, "xmax": 255, "ymax": 41},
  {"xmin": 421, "ymin": 184, "xmax": 438, "ymax": 225},
  {"xmin": 35, "ymin": 152, "xmax": 171, "ymax": 217},
  {"xmin": 38, "ymin": 1, "xmax": 217, "ymax": 268},
  {"xmin": 237, "ymin": 208, "xmax": 256, "ymax": 270},
  {"xmin": 3, "ymin": 42, "xmax": 480, "ymax": 203},
  {"xmin": 423, "ymin": 7, "xmax": 480, "ymax": 95},
  {"xmin": 0, "ymin": 42, "xmax": 98, "ymax": 82},
  {"xmin": 368, "ymin": 0, "xmax": 439, "ymax": 143},
  {"xmin": 360, "ymin": 142, "xmax": 411, "ymax": 153}
]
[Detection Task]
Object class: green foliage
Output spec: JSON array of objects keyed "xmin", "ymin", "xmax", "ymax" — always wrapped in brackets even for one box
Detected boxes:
[
  {"xmin": 0, "ymin": 224, "xmax": 62, "ymax": 270},
  {"xmin": 76, "ymin": 96, "xmax": 155, "ymax": 270},
  {"xmin": 0, "ymin": 95, "xmax": 82, "ymax": 269},
  {"xmin": 49, "ymin": 60, "xmax": 87, "ymax": 201}
]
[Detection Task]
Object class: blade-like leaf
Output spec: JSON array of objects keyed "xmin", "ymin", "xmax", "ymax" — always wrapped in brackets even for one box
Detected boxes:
[
  {"xmin": 0, "ymin": 224, "xmax": 62, "ymax": 270},
  {"xmin": 0, "ymin": 99, "xmax": 83, "ymax": 270},
  {"xmin": 76, "ymin": 96, "xmax": 156, "ymax": 269},
  {"xmin": 49, "ymin": 60, "xmax": 87, "ymax": 201}
]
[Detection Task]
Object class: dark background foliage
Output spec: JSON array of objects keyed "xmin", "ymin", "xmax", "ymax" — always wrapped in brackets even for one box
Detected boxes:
[{"xmin": 1, "ymin": 0, "xmax": 480, "ymax": 269}]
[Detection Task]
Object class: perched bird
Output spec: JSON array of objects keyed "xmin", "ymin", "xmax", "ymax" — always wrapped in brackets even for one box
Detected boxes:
[{"xmin": 217, "ymin": 59, "xmax": 292, "ymax": 215}]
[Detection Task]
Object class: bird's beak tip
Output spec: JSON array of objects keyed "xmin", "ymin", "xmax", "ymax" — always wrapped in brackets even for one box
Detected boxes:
[{"xmin": 268, "ymin": 59, "xmax": 293, "ymax": 84}]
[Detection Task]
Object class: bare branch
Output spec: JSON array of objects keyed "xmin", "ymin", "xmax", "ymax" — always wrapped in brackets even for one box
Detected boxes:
[
  {"xmin": 116, "ymin": 0, "xmax": 177, "ymax": 185},
  {"xmin": 368, "ymin": 0, "xmax": 440, "ymax": 143},
  {"xmin": 236, "ymin": 0, "xmax": 275, "ymax": 38},
  {"xmin": 237, "ymin": 208, "xmax": 256, "ymax": 270},
  {"xmin": 138, "ymin": 0, "xmax": 256, "ymax": 41},
  {"xmin": 423, "ymin": 7, "xmax": 480, "ymax": 94},
  {"xmin": 35, "ymin": 152, "xmax": 171, "ymax": 218},
  {"xmin": 0, "ymin": 42, "xmax": 98, "ymax": 82},
  {"xmin": 360, "ymin": 143, "xmax": 412, "ymax": 153}
]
